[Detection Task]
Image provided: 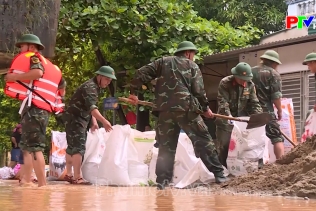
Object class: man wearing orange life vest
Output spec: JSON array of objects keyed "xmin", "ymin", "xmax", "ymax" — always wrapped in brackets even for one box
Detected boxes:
[{"xmin": 4, "ymin": 34, "xmax": 66, "ymax": 187}]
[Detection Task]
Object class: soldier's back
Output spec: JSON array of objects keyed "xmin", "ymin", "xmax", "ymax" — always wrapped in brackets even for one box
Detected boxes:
[
  {"xmin": 65, "ymin": 78, "xmax": 99, "ymax": 121},
  {"xmin": 154, "ymin": 56, "xmax": 198, "ymax": 111}
]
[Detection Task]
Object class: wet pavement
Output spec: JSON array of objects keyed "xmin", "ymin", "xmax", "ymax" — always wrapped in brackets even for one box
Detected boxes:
[{"xmin": 0, "ymin": 180, "xmax": 315, "ymax": 211}]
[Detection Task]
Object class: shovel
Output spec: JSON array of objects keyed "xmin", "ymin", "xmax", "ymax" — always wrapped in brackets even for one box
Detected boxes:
[
  {"xmin": 116, "ymin": 97, "xmax": 156, "ymax": 108},
  {"xmin": 280, "ymin": 130, "xmax": 297, "ymax": 147},
  {"xmin": 120, "ymin": 97, "xmax": 271, "ymax": 129},
  {"xmin": 213, "ymin": 113, "xmax": 273, "ymax": 129}
]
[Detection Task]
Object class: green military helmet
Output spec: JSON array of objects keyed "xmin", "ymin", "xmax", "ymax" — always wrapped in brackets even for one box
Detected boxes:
[
  {"xmin": 260, "ymin": 50, "xmax": 281, "ymax": 64},
  {"xmin": 231, "ymin": 62, "xmax": 253, "ymax": 81},
  {"xmin": 174, "ymin": 41, "xmax": 199, "ymax": 54},
  {"xmin": 15, "ymin": 34, "xmax": 45, "ymax": 50},
  {"xmin": 95, "ymin": 66, "xmax": 117, "ymax": 80},
  {"xmin": 302, "ymin": 52, "xmax": 316, "ymax": 65}
]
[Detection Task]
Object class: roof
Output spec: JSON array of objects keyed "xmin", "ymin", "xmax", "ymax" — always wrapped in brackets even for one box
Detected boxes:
[{"xmin": 203, "ymin": 34, "xmax": 316, "ymax": 64}]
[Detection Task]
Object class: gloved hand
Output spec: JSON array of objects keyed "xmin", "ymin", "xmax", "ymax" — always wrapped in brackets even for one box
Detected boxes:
[{"xmin": 228, "ymin": 115, "xmax": 234, "ymax": 125}]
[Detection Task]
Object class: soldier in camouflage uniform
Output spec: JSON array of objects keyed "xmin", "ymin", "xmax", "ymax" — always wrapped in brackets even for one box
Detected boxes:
[
  {"xmin": 303, "ymin": 53, "xmax": 316, "ymax": 120},
  {"xmin": 63, "ymin": 66, "xmax": 115, "ymax": 185},
  {"xmin": 251, "ymin": 50, "xmax": 284, "ymax": 160},
  {"xmin": 5, "ymin": 34, "xmax": 66, "ymax": 187},
  {"xmin": 128, "ymin": 41, "xmax": 229, "ymax": 189},
  {"xmin": 215, "ymin": 62, "xmax": 263, "ymax": 168}
]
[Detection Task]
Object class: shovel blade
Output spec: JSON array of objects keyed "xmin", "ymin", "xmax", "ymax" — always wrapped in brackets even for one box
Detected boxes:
[{"xmin": 246, "ymin": 113, "xmax": 273, "ymax": 129}]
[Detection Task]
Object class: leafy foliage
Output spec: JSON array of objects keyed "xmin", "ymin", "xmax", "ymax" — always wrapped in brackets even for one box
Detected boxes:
[
  {"xmin": 0, "ymin": 0, "xmax": 263, "ymax": 153},
  {"xmin": 185, "ymin": 0, "xmax": 288, "ymax": 35},
  {"xmin": 55, "ymin": 0, "xmax": 262, "ymax": 106}
]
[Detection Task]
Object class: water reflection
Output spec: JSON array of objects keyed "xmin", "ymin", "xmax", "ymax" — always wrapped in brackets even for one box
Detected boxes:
[{"xmin": 0, "ymin": 181, "xmax": 315, "ymax": 211}]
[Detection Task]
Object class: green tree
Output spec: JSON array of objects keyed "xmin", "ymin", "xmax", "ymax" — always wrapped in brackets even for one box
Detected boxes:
[
  {"xmin": 55, "ymin": 0, "xmax": 262, "ymax": 104},
  {"xmin": 0, "ymin": 0, "xmax": 263, "ymax": 155},
  {"xmin": 0, "ymin": 79, "xmax": 20, "ymax": 152},
  {"xmin": 185, "ymin": 0, "xmax": 288, "ymax": 35}
]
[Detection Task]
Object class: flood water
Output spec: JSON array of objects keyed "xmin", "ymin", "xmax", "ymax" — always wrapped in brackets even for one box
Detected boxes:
[{"xmin": 0, "ymin": 180, "xmax": 316, "ymax": 211}]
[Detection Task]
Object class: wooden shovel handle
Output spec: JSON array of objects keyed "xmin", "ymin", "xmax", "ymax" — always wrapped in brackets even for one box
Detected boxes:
[
  {"xmin": 118, "ymin": 97, "xmax": 156, "ymax": 108},
  {"xmin": 213, "ymin": 114, "xmax": 249, "ymax": 123},
  {"xmin": 280, "ymin": 130, "xmax": 297, "ymax": 147}
]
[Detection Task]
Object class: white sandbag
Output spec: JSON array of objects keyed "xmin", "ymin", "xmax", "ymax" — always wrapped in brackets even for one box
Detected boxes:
[
  {"xmin": 81, "ymin": 129, "xmax": 107, "ymax": 184},
  {"xmin": 96, "ymin": 125, "xmax": 132, "ymax": 186},
  {"xmin": 128, "ymin": 160, "xmax": 148, "ymax": 185},
  {"xmin": 274, "ymin": 98, "xmax": 297, "ymax": 152},
  {"xmin": 227, "ymin": 116, "xmax": 266, "ymax": 176},
  {"xmin": 173, "ymin": 133, "xmax": 199, "ymax": 184},
  {"xmin": 48, "ymin": 131, "xmax": 68, "ymax": 180},
  {"xmin": 126, "ymin": 130, "xmax": 148, "ymax": 185},
  {"xmin": 301, "ymin": 111, "xmax": 316, "ymax": 142},
  {"xmin": 131, "ymin": 130, "xmax": 155, "ymax": 163},
  {"xmin": 148, "ymin": 147, "xmax": 158, "ymax": 182},
  {"xmin": 0, "ymin": 167, "xmax": 14, "ymax": 179}
]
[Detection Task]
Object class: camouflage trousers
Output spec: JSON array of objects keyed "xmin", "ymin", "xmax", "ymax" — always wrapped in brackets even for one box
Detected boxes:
[
  {"xmin": 215, "ymin": 128, "xmax": 232, "ymax": 168},
  {"xmin": 155, "ymin": 111, "xmax": 224, "ymax": 184},
  {"xmin": 64, "ymin": 114, "xmax": 89, "ymax": 156},
  {"xmin": 266, "ymin": 113, "xmax": 283, "ymax": 144},
  {"xmin": 20, "ymin": 106, "xmax": 49, "ymax": 152}
]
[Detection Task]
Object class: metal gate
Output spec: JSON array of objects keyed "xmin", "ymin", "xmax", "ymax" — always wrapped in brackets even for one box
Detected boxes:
[{"xmin": 281, "ymin": 72, "xmax": 304, "ymax": 141}]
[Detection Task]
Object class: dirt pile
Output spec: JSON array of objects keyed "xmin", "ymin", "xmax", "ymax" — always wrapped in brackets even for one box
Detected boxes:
[{"xmin": 219, "ymin": 136, "xmax": 316, "ymax": 198}]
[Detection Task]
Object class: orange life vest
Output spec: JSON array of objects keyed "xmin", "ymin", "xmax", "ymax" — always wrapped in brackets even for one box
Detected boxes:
[{"xmin": 4, "ymin": 51, "xmax": 64, "ymax": 114}]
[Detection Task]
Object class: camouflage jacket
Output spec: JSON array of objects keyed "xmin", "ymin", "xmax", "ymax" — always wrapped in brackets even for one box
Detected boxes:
[
  {"xmin": 130, "ymin": 56, "xmax": 209, "ymax": 112},
  {"xmin": 251, "ymin": 65, "xmax": 282, "ymax": 112},
  {"xmin": 64, "ymin": 77, "xmax": 101, "ymax": 124},
  {"xmin": 215, "ymin": 75, "xmax": 262, "ymax": 127}
]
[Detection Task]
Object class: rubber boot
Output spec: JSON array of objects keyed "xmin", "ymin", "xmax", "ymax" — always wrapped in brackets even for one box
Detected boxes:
[{"xmin": 215, "ymin": 174, "xmax": 230, "ymax": 184}]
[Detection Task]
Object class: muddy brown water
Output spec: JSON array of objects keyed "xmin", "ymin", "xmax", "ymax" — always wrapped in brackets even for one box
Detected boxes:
[{"xmin": 0, "ymin": 180, "xmax": 316, "ymax": 211}]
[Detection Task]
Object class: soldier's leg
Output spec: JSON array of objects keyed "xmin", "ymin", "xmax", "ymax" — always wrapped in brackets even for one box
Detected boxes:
[
  {"xmin": 154, "ymin": 122, "xmax": 159, "ymax": 148},
  {"xmin": 20, "ymin": 108, "xmax": 49, "ymax": 187},
  {"xmin": 65, "ymin": 120, "xmax": 90, "ymax": 184},
  {"xmin": 266, "ymin": 114, "xmax": 284, "ymax": 159},
  {"xmin": 177, "ymin": 112, "xmax": 227, "ymax": 182},
  {"xmin": 155, "ymin": 112, "xmax": 180, "ymax": 189},
  {"xmin": 215, "ymin": 127, "xmax": 232, "ymax": 168},
  {"xmin": 64, "ymin": 117, "xmax": 74, "ymax": 182}
]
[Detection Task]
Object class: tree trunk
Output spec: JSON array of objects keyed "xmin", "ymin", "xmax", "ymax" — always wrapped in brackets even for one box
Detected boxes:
[
  {"xmin": 94, "ymin": 46, "xmax": 127, "ymax": 125},
  {"xmin": 136, "ymin": 93, "xmax": 150, "ymax": 132},
  {"xmin": 0, "ymin": 0, "xmax": 61, "ymax": 70}
]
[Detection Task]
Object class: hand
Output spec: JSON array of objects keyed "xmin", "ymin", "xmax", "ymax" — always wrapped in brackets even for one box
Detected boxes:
[
  {"xmin": 228, "ymin": 115, "xmax": 234, "ymax": 125},
  {"xmin": 277, "ymin": 109, "xmax": 282, "ymax": 121},
  {"xmin": 128, "ymin": 94, "xmax": 139, "ymax": 105},
  {"xmin": 228, "ymin": 120, "xmax": 234, "ymax": 125},
  {"xmin": 203, "ymin": 108, "xmax": 214, "ymax": 118},
  {"xmin": 102, "ymin": 119, "xmax": 113, "ymax": 132},
  {"xmin": 90, "ymin": 123, "xmax": 99, "ymax": 132},
  {"xmin": 4, "ymin": 73, "xmax": 18, "ymax": 82}
]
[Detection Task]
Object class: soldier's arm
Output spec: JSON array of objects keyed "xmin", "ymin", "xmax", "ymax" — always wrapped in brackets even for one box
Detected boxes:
[
  {"xmin": 270, "ymin": 72, "xmax": 282, "ymax": 111},
  {"xmin": 82, "ymin": 86, "xmax": 109, "ymax": 125},
  {"xmin": 191, "ymin": 64, "xmax": 209, "ymax": 111},
  {"xmin": 248, "ymin": 85, "xmax": 263, "ymax": 114},
  {"xmin": 13, "ymin": 55, "xmax": 44, "ymax": 81},
  {"xmin": 217, "ymin": 81, "xmax": 232, "ymax": 116},
  {"xmin": 130, "ymin": 59, "xmax": 161, "ymax": 94}
]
